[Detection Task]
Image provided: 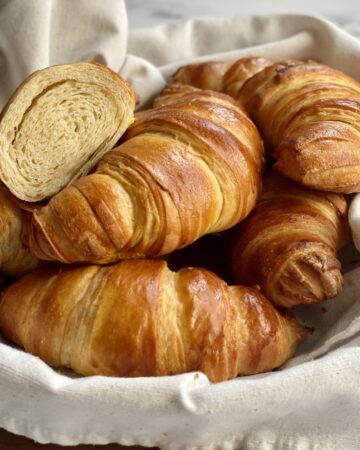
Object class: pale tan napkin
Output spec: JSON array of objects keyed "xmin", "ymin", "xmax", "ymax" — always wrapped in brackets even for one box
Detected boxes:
[
  {"xmin": 0, "ymin": 2, "xmax": 360, "ymax": 449},
  {"xmin": 0, "ymin": 0, "xmax": 127, "ymax": 108}
]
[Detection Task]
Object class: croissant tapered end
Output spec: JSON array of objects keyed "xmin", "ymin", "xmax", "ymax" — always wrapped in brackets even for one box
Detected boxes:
[
  {"xmin": 265, "ymin": 243, "xmax": 344, "ymax": 308},
  {"xmin": 0, "ymin": 62, "xmax": 136, "ymax": 202},
  {"xmin": 231, "ymin": 237, "xmax": 344, "ymax": 309},
  {"xmin": 221, "ymin": 57, "xmax": 274, "ymax": 98},
  {"xmin": 172, "ymin": 61, "xmax": 231, "ymax": 91},
  {"xmin": 229, "ymin": 172, "xmax": 347, "ymax": 308},
  {"xmin": 228, "ymin": 286, "xmax": 309, "ymax": 376},
  {"xmin": 274, "ymin": 130, "xmax": 360, "ymax": 193},
  {"xmin": 0, "ymin": 260, "xmax": 307, "ymax": 382},
  {"xmin": 29, "ymin": 209, "xmax": 70, "ymax": 263},
  {"xmin": 171, "ymin": 57, "xmax": 274, "ymax": 98}
]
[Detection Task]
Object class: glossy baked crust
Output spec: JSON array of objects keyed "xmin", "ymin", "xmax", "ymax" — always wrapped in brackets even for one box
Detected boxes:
[
  {"xmin": 0, "ymin": 259, "xmax": 307, "ymax": 382},
  {"xmin": 229, "ymin": 172, "xmax": 348, "ymax": 307},
  {"xmin": 238, "ymin": 61, "xmax": 360, "ymax": 192},
  {"xmin": 29, "ymin": 87, "xmax": 264, "ymax": 264}
]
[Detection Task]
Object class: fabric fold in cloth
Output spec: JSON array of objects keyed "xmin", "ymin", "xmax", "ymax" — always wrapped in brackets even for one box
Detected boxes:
[
  {"xmin": 127, "ymin": 14, "xmax": 360, "ymax": 79},
  {"xmin": 0, "ymin": 0, "xmax": 128, "ymax": 107},
  {"xmin": 0, "ymin": 1, "xmax": 360, "ymax": 448}
]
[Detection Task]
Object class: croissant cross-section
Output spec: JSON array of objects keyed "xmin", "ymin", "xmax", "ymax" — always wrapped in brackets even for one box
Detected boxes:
[{"xmin": 0, "ymin": 62, "xmax": 136, "ymax": 201}]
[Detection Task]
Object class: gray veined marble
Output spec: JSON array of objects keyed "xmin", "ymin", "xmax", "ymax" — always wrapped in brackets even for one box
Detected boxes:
[{"xmin": 125, "ymin": 0, "xmax": 360, "ymax": 38}]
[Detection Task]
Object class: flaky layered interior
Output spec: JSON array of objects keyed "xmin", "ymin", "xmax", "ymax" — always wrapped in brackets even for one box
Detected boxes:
[{"xmin": 0, "ymin": 63, "xmax": 136, "ymax": 201}]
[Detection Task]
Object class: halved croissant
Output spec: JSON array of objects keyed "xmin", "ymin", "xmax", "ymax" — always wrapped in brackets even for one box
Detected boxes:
[
  {"xmin": 238, "ymin": 61, "xmax": 360, "ymax": 193},
  {"xmin": 29, "ymin": 88, "xmax": 264, "ymax": 264},
  {"xmin": 0, "ymin": 186, "xmax": 38, "ymax": 277},
  {"xmin": 0, "ymin": 62, "xmax": 136, "ymax": 201},
  {"xmin": 0, "ymin": 259, "xmax": 307, "ymax": 382},
  {"xmin": 229, "ymin": 172, "xmax": 348, "ymax": 308}
]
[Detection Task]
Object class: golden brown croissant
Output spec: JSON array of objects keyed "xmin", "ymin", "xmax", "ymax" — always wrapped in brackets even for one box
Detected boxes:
[
  {"xmin": 0, "ymin": 186, "xmax": 38, "ymax": 277},
  {"xmin": 173, "ymin": 58, "xmax": 360, "ymax": 192},
  {"xmin": 0, "ymin": 62, "xmax": 136, "ymax": 201},
  {"xmin": 238, "ymin": 61, "xmax": 360, "ymax": 193},
  {"xmin": 0, "ymin": 259, "xmax": 307, "ymax": 382},
  {"xmin": 29, "ymin": 88, "xmax": 264, "ymax": 264},
  {"xmin": 229, "ymin": 173, "xmax": 348, "ymax": 308},
  {"xmin": 172, "ymin": 57, "xmax": 273, "ymax": 96}
]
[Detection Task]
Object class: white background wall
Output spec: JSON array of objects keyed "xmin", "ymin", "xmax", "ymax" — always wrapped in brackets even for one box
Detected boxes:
[{"xmin": 125, "ymin": 0, "xmax": 360, "ymax": 37}]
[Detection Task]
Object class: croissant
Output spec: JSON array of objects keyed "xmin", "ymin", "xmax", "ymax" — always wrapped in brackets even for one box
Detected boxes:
[
  {"xmin": 173, "ymin": 58, "xmax": 360, "ymax": 192},
  {"xmin": 0, "ymin": 62, "xmax": 136, "ymax": 201},
  {"xmin": 172, "ymin": 57, "xmax": 273, "ymax": 96},
  {"xmin": 29, "ymin": 88, "xmax": 264, "ymax": 264},
  {"xmin": 238, "ymin": 60, "xmax": 360, "ymax": 193},
  {"xmin": 229, "ymin": 173, "xmax": 348, "ymax": 308},
  {"xmin": 0, "ymin": 259, "xmax": 307, "ymax": 382},
  {"xmin": 0, "ymin": 186, "xmax": 38, "ymax": 277}
]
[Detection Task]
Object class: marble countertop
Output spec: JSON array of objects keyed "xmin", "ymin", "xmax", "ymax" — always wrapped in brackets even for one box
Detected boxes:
[{"xmin": 126, "ymin": 0, "xmax": 360, "ymax": 37}]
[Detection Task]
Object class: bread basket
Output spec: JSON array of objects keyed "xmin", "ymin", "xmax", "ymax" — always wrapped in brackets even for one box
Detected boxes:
[{"xmin": 1, "ymin": 1, "xmax": 360, "ymax": 448}]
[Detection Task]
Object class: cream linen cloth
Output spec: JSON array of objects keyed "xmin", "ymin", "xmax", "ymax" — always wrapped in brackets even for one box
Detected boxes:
[{"xmin": 1, "ymin": 1, "xmax": 360, "ymax": 449}]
